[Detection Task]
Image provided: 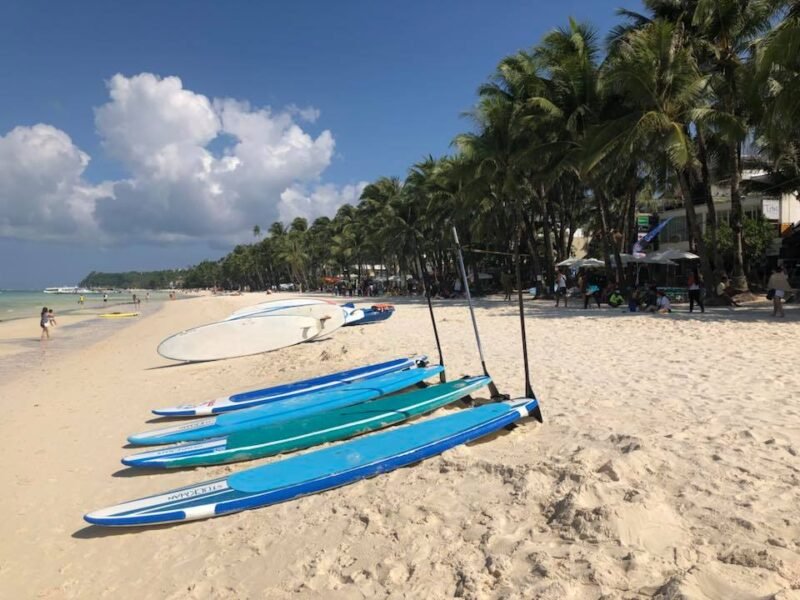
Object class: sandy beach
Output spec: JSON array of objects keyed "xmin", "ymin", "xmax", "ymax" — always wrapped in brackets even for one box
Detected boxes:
[{"xmin": 0, "ymin": 292, "xmax": 798, "ymax": 599}]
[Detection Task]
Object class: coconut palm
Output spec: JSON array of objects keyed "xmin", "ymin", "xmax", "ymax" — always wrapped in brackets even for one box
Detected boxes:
[{"xmin": 588, "ymin": 18, "xmax": 716, "ymax": 285}]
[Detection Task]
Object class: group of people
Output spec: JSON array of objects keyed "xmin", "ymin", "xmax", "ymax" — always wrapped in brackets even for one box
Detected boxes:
[
  {"xmin": 550, "ymin": 264, "xmax": 794, "ymax": 316},
  {"xmin": 39, "ymin": 307, "xmax": 57, "ymax": 341}
]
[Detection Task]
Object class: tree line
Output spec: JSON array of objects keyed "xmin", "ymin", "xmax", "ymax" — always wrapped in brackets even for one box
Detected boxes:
[{"xmin": 94, "ymin": 1, "xmax": 800, "ymax": 293}]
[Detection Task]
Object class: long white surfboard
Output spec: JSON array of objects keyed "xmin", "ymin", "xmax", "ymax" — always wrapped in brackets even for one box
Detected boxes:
[
  {"xmin": 156, "ymin": 315, "xmax": 310, "ymax": 362},
  {"xmin": 225, "ymin": 298, "xmax": 333, "ymax": 321}
]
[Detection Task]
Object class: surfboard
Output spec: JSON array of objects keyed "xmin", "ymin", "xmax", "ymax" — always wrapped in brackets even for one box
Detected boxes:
[
  {"xmin": 124, "ymin": 376, "xmax": 490, "ymax": 468},
  {"xmin": 156, "ymin": 304, "xmax": 344, "ymax": 362},
  {"xmin": 99, "ymin": 312, "xmax": 139, "ymax": 318},
  {"xmin": 86, "ymin": 395, "xmax": 539, "ymax": 526},
  {"xmin": 225, "ymin": 298, "xmax": 333, "ymax": 321},
  {"xmin": 156, "ymin": 314, "xmax": 319, "ymax": 362},
  {"xmin": 261, "ymin": 303, "xmax": 345, "ymax": 338},
  {"xmin": 345, "ymin": 306, "xmax": 395, "ymax": 325},
  {"xmin": 127, "ymin": 365, "xmax": 444, "ymax": 446},
  {"xmin": 152, "ymin": 356, "xmax": 425, "ymax": 417}
]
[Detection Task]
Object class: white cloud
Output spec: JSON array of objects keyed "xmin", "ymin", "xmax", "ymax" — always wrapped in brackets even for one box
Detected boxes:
[
  {"xmin": 0, "ymin": 124, "xmax": 106, "ymax": 240},
  {"xmin": 0, "ymin": 72, "xmax": 361, "ymax": 244},
  {"xmin": 286, "ymin": 104, "xmax": 321, "ymax": 123},
  {"xmin": 278, "ymin": 182, "xmax": 368, "ymax": 223}
]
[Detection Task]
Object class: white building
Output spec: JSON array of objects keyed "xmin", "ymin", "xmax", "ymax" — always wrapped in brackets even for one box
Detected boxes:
[{"xmin": 656, "ymin": 169, "xmax": 800, "ymax": 258}]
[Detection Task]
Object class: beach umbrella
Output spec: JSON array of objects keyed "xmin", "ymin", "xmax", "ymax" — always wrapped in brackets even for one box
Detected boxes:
[
  {"xmin": 573, "ymin": 258, "xmax": 606, "ymax": 268},
  {"xmin": 648, "ymin": 249, "xmax": 699, "ymax": 261},
  {"xmin": 556, "ymin": 257, "xmax": 579, "ymax": 267}
]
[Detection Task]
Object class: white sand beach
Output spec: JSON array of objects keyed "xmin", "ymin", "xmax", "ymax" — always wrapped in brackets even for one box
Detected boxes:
[{"xmin": 0, "ymin": 293, "xmax": 798, "ymax": 599}]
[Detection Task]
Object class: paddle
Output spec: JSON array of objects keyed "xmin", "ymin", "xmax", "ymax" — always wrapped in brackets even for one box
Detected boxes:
[
  {"xmin": 452, "ymin": 227, "xmax": 505, "ymax": 401},
  {"xmin": 415, "ymin": 249, "xmax": 447, "ymax": 383}
]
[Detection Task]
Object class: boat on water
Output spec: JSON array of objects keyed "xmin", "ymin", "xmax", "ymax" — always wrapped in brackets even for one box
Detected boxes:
[{"xmin": 43, "ymin": 286, "xmax": 95, "ymax": 294}]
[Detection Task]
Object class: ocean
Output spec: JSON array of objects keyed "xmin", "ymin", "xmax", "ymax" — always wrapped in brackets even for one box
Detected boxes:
[{"xmin": 0, "ymin": 290, "xmax": 172, "ymax": 321}]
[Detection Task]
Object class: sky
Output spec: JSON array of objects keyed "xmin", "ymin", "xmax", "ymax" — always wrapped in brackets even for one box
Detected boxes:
[{"xmin": 0, "ymin": 0, "xmax": 641, "ymax": 289}]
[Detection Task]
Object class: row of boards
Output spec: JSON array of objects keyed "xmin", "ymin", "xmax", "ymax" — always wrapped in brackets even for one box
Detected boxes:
[
  {"xmin": 157, "ymin": 298, "xmax": 395, "ymax": 362},
  {"xmin": 86, "ymin": 383, "xmax": 538, "ymax": 526},
  {"xmin": 83, "ymin": 295, "xmax": 540, "ymax": 527}
]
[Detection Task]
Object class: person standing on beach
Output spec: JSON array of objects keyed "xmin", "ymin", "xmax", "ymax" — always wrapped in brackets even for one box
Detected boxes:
[
  {"xmin": 688, "ymin": 268, "xmax": 704, "ymax": 313},
  {"xmin": 48, "ymin": 309, "xmax": 57, "ymax": 326},
  {"xmin": 40, "ymin": 307, "xmax": 50, "ymax": 341},
  {"xmin": 501, "ymin": 272, "xmax": 512, "ymax": 301},
  {"xmin": 767, "ymin": 265, "xmax": 791, "ymax": 317},
  {"xmin": 579, "ymin": 271, "xmax": 601, "ymax": 309},
  {"xmin": 103, "ymin": 293, "xmax": 108, "ymax": 303},
  {"xmin": 554, "ymin": 270, "xmax": 568, "ymax": 307},
  {"xmin": 78, "ymin": 295, "xmax": 84, "ymax": 305}
]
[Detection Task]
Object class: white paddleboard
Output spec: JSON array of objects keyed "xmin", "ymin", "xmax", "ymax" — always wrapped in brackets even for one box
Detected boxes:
[
  {"xmin": 158, "ymin": 315, "xmax": 320, "ymax": 362},
  {"xmin": 226, "ymin": 298, "xmax": 333, "ymax": 321},
  {"xmin": 267, "ymin": 303, "xmax": 345, "ymax": 337}
]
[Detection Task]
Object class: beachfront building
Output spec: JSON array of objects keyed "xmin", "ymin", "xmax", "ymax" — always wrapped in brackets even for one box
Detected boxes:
[{"xmin": 650, "ymin": 167, "xmax": 800, "ymax": 266}]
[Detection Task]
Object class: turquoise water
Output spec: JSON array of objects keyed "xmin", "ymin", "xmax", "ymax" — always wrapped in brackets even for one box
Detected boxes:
[{"xmin": 0, "ymin": 290, "xmax": 172, "ymax": 321}]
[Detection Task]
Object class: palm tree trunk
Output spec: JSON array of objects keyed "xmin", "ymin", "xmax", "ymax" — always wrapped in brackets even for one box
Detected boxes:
[
  {"xmin": 696, "ymin": 129, "xmax": 721, "ymax": 282},
  {"xmin": 521, "ymin": 212, "xmax": 543, "ymax": 293},
  {"xmin": 595, "ymin": 189, "xmax": 624, "ymax": 285},
  {"xmin": 676, "ymin": 169, "xmax": 715, "ymax": 288},
  {"xmin": 537, "ymin": 186, "xmax": 556, "ymax": 294},
  {"xmin": 729, "ymin": 141, "xmax": 747, "ymax": 291}
]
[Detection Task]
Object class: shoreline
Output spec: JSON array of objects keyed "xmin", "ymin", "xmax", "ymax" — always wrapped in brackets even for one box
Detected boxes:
[{"xmin": 0, "ymin": 292, "xmax": 798, "ymax": 598}]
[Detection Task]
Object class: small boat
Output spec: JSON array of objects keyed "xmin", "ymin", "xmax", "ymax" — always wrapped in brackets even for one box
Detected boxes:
[{"xmin": 43, "ymin": 286, "xmax": 80, "ymax": 294}]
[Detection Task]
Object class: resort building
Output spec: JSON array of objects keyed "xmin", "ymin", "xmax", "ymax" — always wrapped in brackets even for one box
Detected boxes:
[{"xmin": 653, "ymin": 168, "xmax": 800, "ymax": 259}]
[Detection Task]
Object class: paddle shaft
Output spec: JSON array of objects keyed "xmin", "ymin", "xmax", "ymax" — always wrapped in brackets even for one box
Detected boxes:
[
  {"xmin": 513, "ymin": 216, "xmax": 543, "ymax": 423},
  {"xmin": 416, "ymin": 250, "xmax": 446, "ymax": 383},
  {"xmin": 452, "ymin": 227, "xmax": 502, "ymax": 400}
]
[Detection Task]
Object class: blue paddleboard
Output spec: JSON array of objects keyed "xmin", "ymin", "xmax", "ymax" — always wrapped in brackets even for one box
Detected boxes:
[
  {"xmin": 152, "ymin": 356, "xmax": 423, "ymax": 417},
  {"xmin": 128, "ymin": 365, "xmax": 443, "ymax": 446},
  {"xmin": 86, "ymin": 396, "xmax": 539, "ymax": 526}
]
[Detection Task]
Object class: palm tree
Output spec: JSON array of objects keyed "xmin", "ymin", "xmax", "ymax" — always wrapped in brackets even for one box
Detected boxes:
[
  {"xmin": 588, "ymin": 18, "xmax": 716, "ymax": 286},
  {"xmin": 692, "ymin": 0, "xmax": 779, "ymax": 290}
]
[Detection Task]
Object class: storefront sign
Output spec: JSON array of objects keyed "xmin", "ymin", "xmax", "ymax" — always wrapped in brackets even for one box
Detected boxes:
[{"xmin": 762, "ymin": 198, "xmax": 780, "ymax": 221}]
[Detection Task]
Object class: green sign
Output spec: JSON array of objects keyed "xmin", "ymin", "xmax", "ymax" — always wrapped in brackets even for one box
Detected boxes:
[{"xmin": 637, "ymin": 215, "xmax": 650, "ymax": 227}]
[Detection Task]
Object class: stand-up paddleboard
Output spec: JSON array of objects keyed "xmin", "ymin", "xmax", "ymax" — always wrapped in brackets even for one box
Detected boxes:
[
  {"xmin": 128, "ymin": 365, "xmax": 443, "ymax": 446},
  {"xmin": 262, "ymin": 303, "xmax": 345, "ymax": 338},
  {"xmin": 225, "ymin": 298, "xmax": 333, "ymax": 321},
  {"xmin": 156, "ymin": 304, "xmax": 343, "ymax": 362},
  {"xmin": 152, "ymin": 356, "xmax": 426, "ymax": 417},
  {"xmin": 124, "ymin": 376, "xmax": 490, "ymax": 468},
  {"xmin": 86, "ymin": 396, "xmax": 539, "ymax": 526},
  {"xmin": 157, "ymin": 314, "xmax": 319, "ymax": 362}
]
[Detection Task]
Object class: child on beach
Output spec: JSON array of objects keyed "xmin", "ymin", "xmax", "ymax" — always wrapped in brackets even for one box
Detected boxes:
[
  {"xmin": 48, "ymin": 309, "xmax": 57, "ymax": 326},
  {"xmin": 40, "ymin": 307, "xmax": 50, "ymax": 341}
]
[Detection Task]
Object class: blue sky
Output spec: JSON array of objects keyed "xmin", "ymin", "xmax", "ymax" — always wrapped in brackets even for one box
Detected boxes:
[{"xmin": 0, "ymin": 0, "xmax": 640, "ymax": 288}]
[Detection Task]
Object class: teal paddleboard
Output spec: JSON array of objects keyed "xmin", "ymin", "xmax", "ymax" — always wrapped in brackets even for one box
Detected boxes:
[{"xmin": 123, "ymin": 376, "xmax": 490, "ymax": 468}]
